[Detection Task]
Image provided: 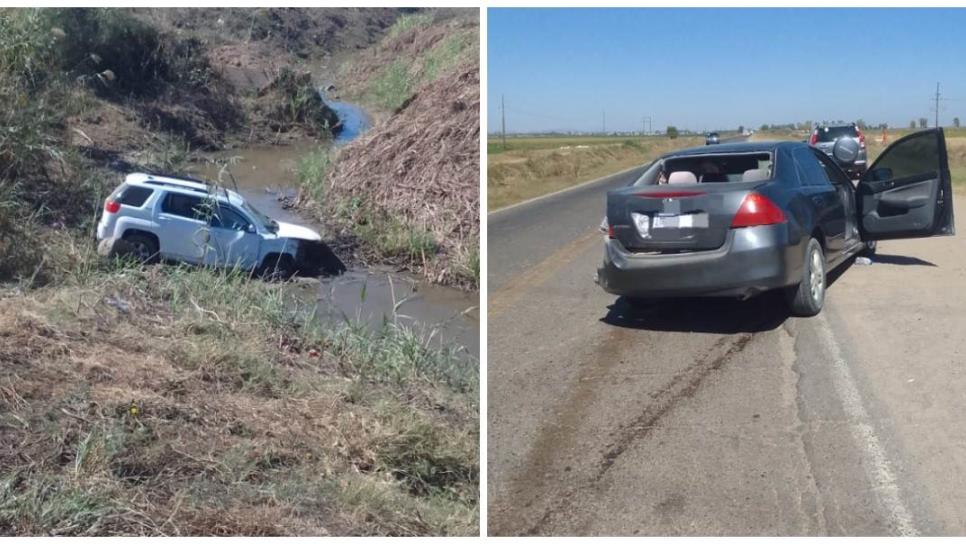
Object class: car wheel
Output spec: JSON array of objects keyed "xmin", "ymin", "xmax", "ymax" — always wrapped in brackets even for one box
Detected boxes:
[
  {"xmin": 859, "ymin": 240, "xmax": 877, "ymax": 258},
  {"xmin": 787, "ymin": 238, "xmax": 826, "ymax": 317},
  {"xmin": 261, "ymin": 254, "xmax": 296, "ymax": 281},
  {"xmin": 122, "ymin": 233, "xmax": 159, "ymax": 264}
]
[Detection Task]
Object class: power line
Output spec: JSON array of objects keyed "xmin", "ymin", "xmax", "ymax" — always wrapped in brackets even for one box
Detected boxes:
[
  {"xmin": 935, "ymin": 82, "xmax": 941, "ymax": 128},
  {"xmin": 501, "ymin": 95, "xmax": 507, "ymax": 148}
]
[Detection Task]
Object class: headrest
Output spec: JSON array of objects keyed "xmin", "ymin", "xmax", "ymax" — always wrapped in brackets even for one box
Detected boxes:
[
  {"xmin": 742, "ymin": 168, "xmax": 770, "ymax": 182},
  {"xmin": 667, "ymin": 171, "xmax": 697, "ymax": 184}
]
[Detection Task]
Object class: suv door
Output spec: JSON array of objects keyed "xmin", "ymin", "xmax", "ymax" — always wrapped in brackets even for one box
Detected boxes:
[
  {"xmin": 157, "ymin": 192, "xmax": 215, "ymax": 263},
  {"xmin": 857, "ymin": 128, "xmax": 955, "ymax": 240},
  {"xmin": 207, "ymin": 204, "xmax": 261, "ymax": 270}
]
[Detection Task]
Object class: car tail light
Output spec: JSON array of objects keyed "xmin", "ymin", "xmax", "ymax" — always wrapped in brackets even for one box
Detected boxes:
[
  {"xmin": 607, "ymin": 224, "xmax": 615, "ymax": 239},
  {"xmin": 856, "ymin": 127, "xmax": 866, "ymax": 148},
  {"xmin": 808, "ymin": 131, "xmax": 818, "ymax": 145},
  {"xmin": 104, "ymin": 200, "xmax": 120, "ymax": 214},
  {"xmin": 731, "ymin": 192, "xmax": 786, "ymax": 228}
]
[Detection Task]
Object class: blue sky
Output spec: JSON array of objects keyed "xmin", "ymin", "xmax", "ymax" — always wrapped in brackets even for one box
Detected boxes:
[{"xmin": 488, "ymin": 8, "xmax": 966, "ymax": 134}]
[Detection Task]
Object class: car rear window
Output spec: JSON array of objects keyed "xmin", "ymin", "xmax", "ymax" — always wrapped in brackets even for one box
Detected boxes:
[
  {"xmin": 666, "ymin": 152, "xmax": 772, "ymax": 183},
  {"xmin": 117, "ymin": 186, "xmax": 153, "ymax": 207},
  {"xmin": 815, "ymin": 126, "xmax": 858, "ymax": 142}
]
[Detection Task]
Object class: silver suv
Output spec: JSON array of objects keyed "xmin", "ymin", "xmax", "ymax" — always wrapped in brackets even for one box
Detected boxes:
[
  {"xmin": 809, "ymin": 123, "xmax": 867, "ymax": 178},
  {"xmin": 96, "ymin": 173, "xmax": 338, "ymax": 278}
]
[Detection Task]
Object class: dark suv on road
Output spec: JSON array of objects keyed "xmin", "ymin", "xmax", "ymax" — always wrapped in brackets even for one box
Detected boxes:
[
  {"xmin": 705, "ymin": 132, "xmax": 720, "ymax": 145},
  {"xmin": 809, "ymin": 123, "xmax": 867, "ymax": 178}
]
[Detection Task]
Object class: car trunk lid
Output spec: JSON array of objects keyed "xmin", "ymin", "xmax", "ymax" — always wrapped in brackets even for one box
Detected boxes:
[{"xmin": 606, "ymin": 182, "xmax": 760, "ymax": 252}]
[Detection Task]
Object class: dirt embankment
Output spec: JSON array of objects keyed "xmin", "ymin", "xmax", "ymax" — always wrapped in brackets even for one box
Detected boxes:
[
  {"xmin": 66, "ymin": 8, "xmax": 399, "ymax": 163},
  {"xmin": 298, "ymin": 11, "xmax": 480, "ymax": 288}
]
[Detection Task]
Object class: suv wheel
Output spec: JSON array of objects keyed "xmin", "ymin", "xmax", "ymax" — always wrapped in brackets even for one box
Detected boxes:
[
  {"xmin": 261, "ymin": 254, "xmax": 296, "ymax": 281},
  {"xmin": 122, "ymin": 233, "xmax": 159, "ymax": 264},
  {"xmin": 786, "ymin": 238, "xmax": 826, "ymax": 317}
]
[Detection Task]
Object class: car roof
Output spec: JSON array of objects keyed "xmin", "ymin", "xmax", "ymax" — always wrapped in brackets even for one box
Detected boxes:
[
  {"xmin": 124, "ymin": 172, "xmax": 245, "ymax": 206},
  {"xmin": 662, "ymin": 140, "xmax": 801, "ymax": 159}
]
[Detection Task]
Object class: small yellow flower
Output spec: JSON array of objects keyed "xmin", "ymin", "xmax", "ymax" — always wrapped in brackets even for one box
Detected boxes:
[{"xmin": 129, "ymin": 400, "xmax": 139, "ymax": 418}]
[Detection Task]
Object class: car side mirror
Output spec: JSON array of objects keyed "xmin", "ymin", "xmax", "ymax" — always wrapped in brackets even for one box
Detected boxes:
[{"xmin": 870, "ymin": 167, "xmax": 894, "ymax": 181}]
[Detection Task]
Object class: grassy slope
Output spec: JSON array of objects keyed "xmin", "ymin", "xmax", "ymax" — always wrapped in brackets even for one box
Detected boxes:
[
  {"xmin": 487, "ymin": 135, "xmax": 703, "ymax": 210},
  {"xmin": 0, "ymin": 8, "xmax": 478, "ymax": 536},
  {"xmin": 294, "ymin": 11, "xmax": 480, "ymax": 289}
]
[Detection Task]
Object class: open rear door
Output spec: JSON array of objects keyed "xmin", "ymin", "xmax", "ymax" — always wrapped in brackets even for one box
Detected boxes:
[{"xmin": 857, "ymin": 128, "xmax": 955, "ymax": 240}]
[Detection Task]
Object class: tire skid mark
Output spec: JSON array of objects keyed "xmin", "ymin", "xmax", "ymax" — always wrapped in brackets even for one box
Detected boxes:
[
  {"xmin": 491, "ymin": 324, "xmax": 632, "ymax": 535},
  {"xmin": 521, "ymin": 330, "xmax": 760, "ymax": 535},
  {"xmin": 594, "ymin": 333, "xmax": 753, "ymax": 478}
]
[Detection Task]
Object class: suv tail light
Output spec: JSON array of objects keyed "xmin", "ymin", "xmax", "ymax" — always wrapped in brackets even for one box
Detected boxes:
[
  {"xmin": 104, "ymin": 200, "xmax": 121, "ymax": 214},
  {"xmin": 808, "ymin": 131, "xmax": 818, "ymax": 145},
  {"xmin": 856, "ymin": 127, "xmax": 866, "ymax": 148},
  {"xmin": 731, "ymin": 192, "xmax": 786, "ymax": 228}
]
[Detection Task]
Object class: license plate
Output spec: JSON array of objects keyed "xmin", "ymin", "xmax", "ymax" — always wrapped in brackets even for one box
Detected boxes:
[{"xmin": 652, "ymin": 213, "xmax": 708, "ymax": 229}]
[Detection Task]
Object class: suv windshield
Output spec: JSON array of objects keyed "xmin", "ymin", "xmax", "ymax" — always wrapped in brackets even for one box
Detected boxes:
[{"xmin": 816, "ymin": 126, "xmax": 858, "ymax": 142}]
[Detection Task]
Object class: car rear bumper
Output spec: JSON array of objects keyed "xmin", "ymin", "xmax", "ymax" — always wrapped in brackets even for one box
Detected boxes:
[{"xmin": 596, "ymin": 224, "xmax": 803, "ymax": 299}]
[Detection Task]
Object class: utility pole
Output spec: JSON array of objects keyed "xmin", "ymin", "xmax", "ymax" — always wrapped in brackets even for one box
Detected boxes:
[
  {"xmin": 602, "ymin": 110, "xmax": 606, "ymax": 134},
  {"xmin": 501, "ymin": 94, "xmax": 506, "ymax": 150},
  {"xmin": 935, "ymin": 82, "xmax": 941, "ymax": 128}
]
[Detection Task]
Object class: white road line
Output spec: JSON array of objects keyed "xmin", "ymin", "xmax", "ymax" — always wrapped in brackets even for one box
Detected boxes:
[{"xmin": 816, "ymin": 313, "xmax": 918, "ymax": 536}]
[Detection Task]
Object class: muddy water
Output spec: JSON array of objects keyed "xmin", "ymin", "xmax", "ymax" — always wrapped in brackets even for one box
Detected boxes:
[{"xmin": 187, "ymin": 140, "xmax": 479, "ymax": 359}]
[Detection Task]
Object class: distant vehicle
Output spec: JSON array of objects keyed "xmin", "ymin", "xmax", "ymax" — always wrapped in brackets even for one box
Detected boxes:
[
  {"xmin": 96, "ymin": 173, "xmax": 335, "ymax": 278},
  {"xmin": 597, "ymin": 129, "xmax": 954, "ymax": 316},
  {"xmin": 809, "ymin": 123, "xmax": 867, "ymax": 178},
  {"xmin": 705, "ymin": 132, "xmax": 720, "ymax": 145}
]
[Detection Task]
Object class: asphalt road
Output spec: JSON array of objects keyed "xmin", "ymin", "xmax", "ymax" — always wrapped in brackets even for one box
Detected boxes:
[{"xmin": 487, "ymin": 146, "xmax": 966, "ymax": 535}]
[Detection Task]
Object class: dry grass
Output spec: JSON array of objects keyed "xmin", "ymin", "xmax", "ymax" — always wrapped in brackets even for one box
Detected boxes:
[
  {"xmin": 487, "ymin": 136, "xmax": 703, "ymax": 210},
  {"xmin": 0, "ymin": 262, "xmax": 478, "ymax": 536}
]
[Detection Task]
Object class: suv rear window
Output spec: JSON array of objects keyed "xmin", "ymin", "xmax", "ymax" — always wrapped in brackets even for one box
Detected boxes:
[
  {"xmin": 117, "ymin": 186, "xmax": 153, "ymax": 207},
  {"xmin": 815, "ymin": 126, "xmax": 858, "ymax": 142}
]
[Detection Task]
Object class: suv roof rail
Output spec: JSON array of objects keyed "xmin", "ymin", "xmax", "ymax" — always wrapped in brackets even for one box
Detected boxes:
[
  {"xmin": 143, "ymin": 180, "xmax": 210, "ymax": 195},
  {"xmin": 142, "ymin": 170, "xmax": 212, "ymax": 186}
]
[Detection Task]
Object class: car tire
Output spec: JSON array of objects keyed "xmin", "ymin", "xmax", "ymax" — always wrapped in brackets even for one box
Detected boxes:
[
  {"xmin": 786, "ymin": 238, "xmax": 826, "ymax": 317},
  {"xmin": 121, "ymin": 233, "xmax": 159, "ymax": 264},
  {"xmin": 261, "ymin": 254, "xmax": 296, "ymax": 281}
]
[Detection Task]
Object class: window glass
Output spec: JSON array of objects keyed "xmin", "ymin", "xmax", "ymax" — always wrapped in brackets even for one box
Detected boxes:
[
  {"xmin": 211, "ymin": 206, "xmax": 251, "ymax": 231},
  {"xmin": 161, "ymin": 193, "xmax": 208, "ymax": 221},
  {"xmin": 792, "ymin": 147, "xmax": 831, "ymax": 186},
  {"xmin": 815, "ymin": 126, "xmax": 859, "ymax": 142},
  {"xmin": 870, "ymin": 131, "xmax": 939, "ymax": 181},
  {"xmin": 118, "ymin": 186, "xmax": 153, "ymax": 207}
]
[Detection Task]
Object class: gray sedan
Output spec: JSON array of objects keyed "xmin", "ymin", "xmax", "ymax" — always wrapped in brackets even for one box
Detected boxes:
[{"xmin": 597, "ymin": 130, "xmax": 955, "ymax": 316}]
